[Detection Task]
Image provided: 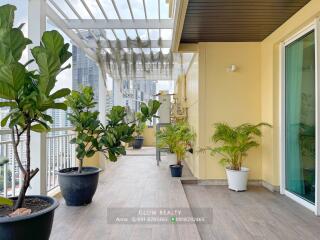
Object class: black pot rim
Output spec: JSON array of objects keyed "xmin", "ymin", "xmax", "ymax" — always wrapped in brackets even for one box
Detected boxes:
[
  {"xmin": 57, "ymin": 166, "xmax": 101, "ymax": 177},
  {"xmin": 0, "ymin": 195, "xmax": 59, "ymax": 223},
  {"xmin": 134, "ymin": 136, "xmax": 144, "ymax": 139},
  {"xmin": 169, "ymin": 164, "xmax": 183, "ymax": 168}
]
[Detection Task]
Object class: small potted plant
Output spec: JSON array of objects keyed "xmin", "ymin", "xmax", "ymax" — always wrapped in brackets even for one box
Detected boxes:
[
  {"xmin": 156, "ymin": 124, "xmax": 178, "ymax": 163},
  {"xmin": 157, "ymin": 122, "xmax": 195, "ymax": 177},
  {"xmin": 205, "ymin": 122, "xmax": 271, "ymax": 191},
  {"xmin": 0, "ymin": 4, "xmax": 71, "ymax": 239},
  {"xmin": 59, "ymin": 87, "xmax": 160, "ymax": 206},
  {"xmin": 132, "ymin": 112, "xmax": 146, "ymax": 149}
]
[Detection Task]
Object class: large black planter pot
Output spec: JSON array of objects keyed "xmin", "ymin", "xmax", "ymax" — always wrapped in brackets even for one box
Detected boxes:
[
  {"xmin": 169, "ymin": 164, "xmax": 183, "ymax": 177},
  {"xmin": 0, "ymin": 195, "xmax": 59, "ymax": 240},
  {"xmin": 132, "ymin": 136, "xmax": 144, "ymax": 149},
  {"xmin": 57, "ymin": 167, "xmax": 101, "ymax": 206}
]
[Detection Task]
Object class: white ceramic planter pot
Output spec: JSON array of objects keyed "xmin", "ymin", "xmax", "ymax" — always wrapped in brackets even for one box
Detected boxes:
[
  {"xmin": 226, "ymin": 167, "xmax": 249, "ymax": 191},
  {"xmin": 166, "ymin": 153, "xmax": 177, "ymax": 163}
]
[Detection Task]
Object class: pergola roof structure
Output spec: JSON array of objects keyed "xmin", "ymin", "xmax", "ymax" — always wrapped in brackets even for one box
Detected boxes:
[{"xmin": 45, "ymin": 0, "xmax": 186, "ymax": 82}]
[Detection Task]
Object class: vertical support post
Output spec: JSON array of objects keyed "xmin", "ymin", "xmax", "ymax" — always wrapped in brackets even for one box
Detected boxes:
[
  {"xmin": 98, "ymin": 67, "xmax": 107, "ymax": 170},
  {"xmin": 315, "ymin": 18, "xmax": 320, "ymax": 216},
  {"xmin": 27, "ymin": 0, "xmax": 47, "ymax": 195},
  {"xmin": 113, "ymin": 79, "xmax": 123, "ymax": 106}
]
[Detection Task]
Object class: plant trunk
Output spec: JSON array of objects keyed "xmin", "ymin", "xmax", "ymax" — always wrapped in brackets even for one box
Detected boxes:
[
  {"xmin": 14, "ymin": 125, "xmax": 31, "ymax": 210},
  {"xmin": 14, "ymin": 175, "xmax": 29, "ymax": 209},
  {"xmin": 78, "ymin": 159, "xmax": 83, "ymax": 173}
]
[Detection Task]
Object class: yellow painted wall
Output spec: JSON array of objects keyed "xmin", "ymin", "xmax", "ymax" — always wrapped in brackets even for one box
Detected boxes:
[
  {"xmin": 185, "ymin": 54, "xmax": 200, "ymax": 177},
  {"xmin": 143, "ymin": 127, "xmax": 156, "ymax": 146},
  {"xmin": 198, "ymin": 42, "xmax": 262, "ymax": 180},
  {"xmin": 260, "ymin": 0, "xmax": 320, "ymax": 186}
]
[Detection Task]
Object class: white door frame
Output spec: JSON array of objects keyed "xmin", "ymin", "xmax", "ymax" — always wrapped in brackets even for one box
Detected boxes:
[{"xmin": 279, "ymin": 19, "xmax": 320, "ymax": 215}]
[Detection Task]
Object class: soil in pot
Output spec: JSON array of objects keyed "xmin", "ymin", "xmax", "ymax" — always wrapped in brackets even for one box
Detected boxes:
[
  {"xmin": 58, "ymin": 167, "xmax": 101, "ymax": 206},
  {"xmin": 0, "ymin": 195, "xmax": 59, "ymax": 240},
  {"xmin": 170, "ymin": 164, "xmax": 183, "ymax": 177},
  {"xmin": 0, "ymin": 198, "xmax": 50, "ymax": 217}
]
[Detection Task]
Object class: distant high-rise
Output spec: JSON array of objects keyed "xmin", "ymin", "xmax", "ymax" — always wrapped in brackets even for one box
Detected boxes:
[{"xmin": 72, "ymin": 45, "xmax": 100, "ymax": 110}]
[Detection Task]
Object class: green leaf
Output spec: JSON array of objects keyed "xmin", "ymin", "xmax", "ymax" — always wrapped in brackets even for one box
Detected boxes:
[
  {"xmin": 51, "ymin": 102, "xmax": 68, "ymax": 110},
  {"xmin": 41, "ymin": 30, "xmax": 64, "ymax": 54},
  {"xmin": 0, "ymin": 63, "xmax": 26, "ymax": 91},
  {"xmin": 31, "ymin": 47, "xmax": 61, "ymax": 94},
  {"xmin": 31, "ymin": 123, "xmax": 50, "ymax": 132},
  {"xmin": 140, "ymin": 102, "xmax": 149, "ymax": 117},
  {"xmin": 108, "ymin": 151, "xmax": 117, "ymax": 162},
  {"xmin": 0, "ymin": 43, "xmax": 14, "ymax": 64},
  {"xmin": 0, "ymin": 4, "xmax": 16, "ymax": 29},
  {"xmin": 0, "ymin": 28, "xmax": 31, "ymax": 61},
  {"xmin": 0, "ymin": 196, "xmax": 13, "ymax": 207},
  {"xmin": 86, "ymin": 150, "xmax": 96, "ymax": 158},
  {"xmin": 49, "ymin": 88, "xmax": 71, "ymax": 99},
  {"xmin": 59, "ymin": 43, "xmax": 72, "ymax": 64},
  {"xmin": 0, "ymin": 81, "xmax": 16, "ymax": 100},
  {"xmin": 1, "ymin": 113, "xmax": 10, "ymax": 127},
  {"xmin": 0, "ymin": 101, "xmax": 16, "ymax": 108}
]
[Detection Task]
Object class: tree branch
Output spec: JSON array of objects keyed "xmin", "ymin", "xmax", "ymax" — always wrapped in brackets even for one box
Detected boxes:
[{"xmin": 11, "ymin": 128, "xmax": 27, "ymax": 175}]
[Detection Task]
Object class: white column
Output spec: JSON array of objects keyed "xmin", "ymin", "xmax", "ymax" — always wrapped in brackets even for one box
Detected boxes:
[
  {"xmin": 27, "ymin": 0, "xmax": 47, "ymax": 195},
  {"xmin": 98, "ymin": 67, "xmax": 107, "ymax": 170},
  {"xmin": 113, "ymin": 79, "xmax": 123, "ymax": 106}
]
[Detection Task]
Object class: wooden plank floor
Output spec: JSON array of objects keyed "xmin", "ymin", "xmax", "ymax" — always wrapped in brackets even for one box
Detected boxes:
[
  {"xmin": 51, "ymin": 148, "xmax": 200, "ymax": 240},
  {"xmin": 183, "ymin": 184, "xmax": 320, "ymax": 240}
]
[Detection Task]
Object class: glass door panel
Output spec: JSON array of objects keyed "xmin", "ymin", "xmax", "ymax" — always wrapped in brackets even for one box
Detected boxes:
[{"xmin": 285, "ymin": 30, "xmax": 316, "ymax": 204}]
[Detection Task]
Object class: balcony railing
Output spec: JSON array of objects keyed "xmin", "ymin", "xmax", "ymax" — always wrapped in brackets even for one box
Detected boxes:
[{"xmin": 0, "ymin": 127, "xmax": 76, "ymax": 197}]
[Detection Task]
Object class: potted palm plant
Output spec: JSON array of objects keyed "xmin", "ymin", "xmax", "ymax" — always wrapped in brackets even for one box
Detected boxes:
[
  {"xmin": 157, "ymin": 122, "xmax": 195, "ymax": 177},
  {"xmin": 206, "ymin": 122, "xmax": 271, "ymax": 191},
  {"xmin": 156, "ymin": 124, "xmax": 178, "ymax": 163},
  {"xmin": 132, "ymin": 112, "xmax": 146, "ymax": 149},
  {"xmin": 0, "ymin": 4, "xmax": 71, "ymax": 239},
  {"xmin": 59, "ymin": 86, "xmax": 160, "ymax": 206}
]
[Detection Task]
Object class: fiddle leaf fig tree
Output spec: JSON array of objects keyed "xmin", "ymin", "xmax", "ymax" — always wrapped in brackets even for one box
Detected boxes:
[
  {"xmin": 0, "ymin": 4, "xmax": 71, "ymax": 209},
  {"xmin": 66, "ymin": 86, "xmax": 160, "ymax": 173}
]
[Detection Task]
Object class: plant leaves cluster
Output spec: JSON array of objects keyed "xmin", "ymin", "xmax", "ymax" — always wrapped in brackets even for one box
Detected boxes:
[
  {"xmin": 0, "ymin": 5, "xmax": 71, "ymax": 132},
  {"xmin": 207, "ymin": 122, "xmax": 271, "ymax": 170},
  {"xmin": 157, "ymin": 121, "xmax": 195, "ymax": 164},
  {"xmin": 65, "ymin": 86, "xmax": 160, "ymax": 172}
]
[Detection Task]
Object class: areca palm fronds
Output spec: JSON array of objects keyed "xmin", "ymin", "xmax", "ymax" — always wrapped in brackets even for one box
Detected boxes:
[
  {"xmin": 209, "ymin": 122, "xmax": 271, "ymax": 170},
  {"xmin": 157, "ymin": 122, "xmax": 195, "ymax": 165}
]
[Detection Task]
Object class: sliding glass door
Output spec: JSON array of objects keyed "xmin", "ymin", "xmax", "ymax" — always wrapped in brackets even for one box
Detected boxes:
[{"xmin": 285, "ymin": 30, "xmax": 316, "ymax": 204}]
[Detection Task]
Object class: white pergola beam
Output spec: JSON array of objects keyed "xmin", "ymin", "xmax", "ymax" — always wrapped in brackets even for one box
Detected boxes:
[
  {"xmin": 46, "ymin": 5, "xmax": 97, "ymax": 62},
  {"xmin": 86, "ymin": 39, "xmax": 171, "ymax": 48},
  {"xmin": 65, "ymin": 19, "xmax": 174, "ymax": 29}
]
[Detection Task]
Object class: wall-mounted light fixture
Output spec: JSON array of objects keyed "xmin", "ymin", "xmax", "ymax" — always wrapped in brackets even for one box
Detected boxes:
[{"xmin": 227, "ymin": 64, "xmax": 237, "ymax": 72}]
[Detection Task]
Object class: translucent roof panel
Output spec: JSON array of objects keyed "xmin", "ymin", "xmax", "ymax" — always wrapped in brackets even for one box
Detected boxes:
[
  {"xmin": 85, "ymin": 0, "xmax": 105, "ymax": 19},
  {"xmin": 114, "ymin": 29, "xmax": 127, "ymax": 40},
  {"xmin": 49, "ymin": 0, "xmax": 78, "ymax": 19},
  {"xmin": 68, "ymin": 0, "xmax": 92, "ymax": 19},
  {"xmin": 145, "ymin": 0, "xmax": 159, "ymax": 19},
  {"xmin": 130, "ymin": 0, "xmax": 145, "ymax": 19},
  {"xmin": 99, "ymin": 0, "xmax": 119, "ymax": 19},
  {"xmin": 114, "ymin": 0, "xmax": 132, "ymax": 19}
]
